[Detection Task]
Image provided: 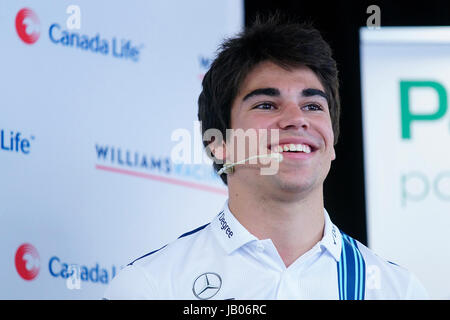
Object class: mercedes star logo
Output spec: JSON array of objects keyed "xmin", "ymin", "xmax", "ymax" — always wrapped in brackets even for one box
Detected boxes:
[{"xmin": 192, "ymin": 272, "xmax": 222, "ymax": 300}]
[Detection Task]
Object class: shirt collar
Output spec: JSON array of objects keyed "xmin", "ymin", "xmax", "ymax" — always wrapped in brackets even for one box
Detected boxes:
[
  {"xmin": 211, "ymin": 200, "xmax": 258, "ymax": 255},
  {"xmin": 211, "ymin": 200, "xmax": 342, "ymax": 261},
  {"xmin": 319, "ymin": 208, "xmax": 342, "ymax": 262}
]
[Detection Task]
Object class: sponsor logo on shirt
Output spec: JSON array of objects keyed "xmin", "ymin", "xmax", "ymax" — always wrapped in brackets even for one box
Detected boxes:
[
  {"xmin": 218, "ymin": 211, "xmax": 233, "ymax": 238},
  {"xmin": 192, "ymin": 272, "xmax": 222, "ymax": 300},
  {"xmin": 332, "ymin": 225, "xmax": 337, "ymax": 245}
]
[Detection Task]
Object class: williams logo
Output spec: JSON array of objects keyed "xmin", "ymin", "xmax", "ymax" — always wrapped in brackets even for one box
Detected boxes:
[
  {"xmin": 94, "ymin": 143, "xmax": 226, "ymax": 195},
  {"xmin": 15, "ymin": 8, "xmax": 40, "ymax": 44},
  {"xmin": 15, "ymin": 243, "xmax": 40, "ymax": 281}
]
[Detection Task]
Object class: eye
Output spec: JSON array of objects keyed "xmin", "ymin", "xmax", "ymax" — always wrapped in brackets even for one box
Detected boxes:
[
  {"xmin": 302, "ymin": 103, "xmax": 323, "ymax": 111},
  {"xmin": 252, "ymin": 103, "xmax": 276, "ymax": 110}
]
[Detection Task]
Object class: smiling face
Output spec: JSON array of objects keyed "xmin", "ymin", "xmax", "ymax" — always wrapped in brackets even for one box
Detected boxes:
[{"xmin": 227, "ymin": 60, "xmax": 336, "ymax": 196}]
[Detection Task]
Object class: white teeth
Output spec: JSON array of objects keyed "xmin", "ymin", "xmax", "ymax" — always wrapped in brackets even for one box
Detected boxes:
[{"xmin": 273, "ymin": 143, "xmax": 312, "ymax": 153}]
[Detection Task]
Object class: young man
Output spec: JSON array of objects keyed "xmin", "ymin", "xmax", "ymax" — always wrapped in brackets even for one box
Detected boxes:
[{"xmin": 104, "ymin": 16, "xmax": 428, "ymax": 300}]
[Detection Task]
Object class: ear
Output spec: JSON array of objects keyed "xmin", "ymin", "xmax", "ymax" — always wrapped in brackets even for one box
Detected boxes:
[{"xmin": 208, "ymin": 139, "xmax": 228, "ymax": 164}]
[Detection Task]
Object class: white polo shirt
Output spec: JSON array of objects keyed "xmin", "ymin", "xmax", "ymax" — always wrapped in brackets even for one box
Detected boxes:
[{"xmin": 103, "ymin": 200, "xmax": 429, "ymax": 300}]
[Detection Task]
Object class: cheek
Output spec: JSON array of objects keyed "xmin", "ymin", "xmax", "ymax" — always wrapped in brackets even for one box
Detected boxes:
[
  {"xmin": 232, "ymin": 114, "xmax": 275, "ymax": 131},
  {"xmin": 331, "ymin": 146, "xmax": 336, "ymax": 161},
  {"xmin": 316, "ymin": 120, "xmax": 335, "ymax": 153},
  {"xmin": 321, "ymin": 116, "xmax": 334, "ymax": 139},
  {"xmin": 326, "ymin": 129, "xmax": 336, "ymax": 160}
]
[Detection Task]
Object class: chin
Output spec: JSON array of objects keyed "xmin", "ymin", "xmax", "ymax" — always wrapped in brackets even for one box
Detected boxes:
[{"xmin": 271, "ymin": 175, "xmax": 317, "ymax": 195}]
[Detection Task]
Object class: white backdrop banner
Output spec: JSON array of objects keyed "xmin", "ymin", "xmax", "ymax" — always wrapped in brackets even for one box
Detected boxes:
[
  {"xmin": 360, "ymin": 27, "xmax": 450, "ymax": 299},
  {"xmin": 0, "ymin": 0, "xmax": 242, "ymax": 299}
]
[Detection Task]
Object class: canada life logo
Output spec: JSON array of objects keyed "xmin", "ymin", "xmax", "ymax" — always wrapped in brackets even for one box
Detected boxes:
[
  {"xmin": 15, "ymin": 8, "xmax": 40, "ymax": 45},
  {"xmin": 15, "ymin": 243, "xmax": 40, "ymax": 281}
]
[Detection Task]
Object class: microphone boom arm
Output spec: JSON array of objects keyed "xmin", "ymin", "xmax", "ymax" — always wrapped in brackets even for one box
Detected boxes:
[{"xmin": 217, "ymin": 153, "xmax": 283, "ymax": 175}]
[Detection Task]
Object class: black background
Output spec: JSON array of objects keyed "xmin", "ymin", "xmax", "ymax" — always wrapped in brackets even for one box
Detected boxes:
[{"xmin": 244, "ymin": 0, "xmax": 450, "ymax": 245}]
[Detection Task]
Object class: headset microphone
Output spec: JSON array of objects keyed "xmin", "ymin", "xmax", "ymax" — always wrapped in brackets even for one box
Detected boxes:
[{"xmin": 217, "ymin": 153, "xmax": 283, "ymax": 175}]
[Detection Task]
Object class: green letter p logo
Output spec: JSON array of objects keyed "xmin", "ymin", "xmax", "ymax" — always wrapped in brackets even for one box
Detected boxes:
[{"xmin": 400, "ymin": 81, "xmax": 447, "ymax": 139}]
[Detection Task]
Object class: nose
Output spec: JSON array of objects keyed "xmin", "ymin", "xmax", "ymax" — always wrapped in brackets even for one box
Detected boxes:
[{"xmin": 277, "ymin": 101, "xmax": 310, "ymax": 131}]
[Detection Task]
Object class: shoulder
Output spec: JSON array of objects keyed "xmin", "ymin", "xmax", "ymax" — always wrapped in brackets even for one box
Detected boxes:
[
  {"xmin": 103, "ymin": 263, "xmax": 157, "ymax": 299},
  {"xmin": 103, "ymin": 223, "xmax": 212, "ymax": 300},
  {"xmin": 130, "ymin": 222, "xmax": 212, "ymax": 268},
  {"xmin": 351, "ymin": 238, "xmax": 429, "ymax": 299}
]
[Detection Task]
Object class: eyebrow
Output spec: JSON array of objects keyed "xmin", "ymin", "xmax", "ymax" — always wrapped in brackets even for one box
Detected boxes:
[
  {"xmin": 242, "ymin": 88, "xmax": 280, "ymax": 101},
  {"xmin": 242, "ymin": 87, "xmax": 328, "ymax": 101},
  {"xmin": 302, "ymin": 88, "xmax": 328, "ymax": 100}
]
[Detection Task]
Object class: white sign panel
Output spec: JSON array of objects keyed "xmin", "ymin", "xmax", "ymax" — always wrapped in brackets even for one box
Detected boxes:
[
  {"xmin": 0, "ymin": 0, "xmax": 242, "ymax": 299},
  {"xmin": 360, "ymin": 27, "xmax": 450, "ymax": 299}
]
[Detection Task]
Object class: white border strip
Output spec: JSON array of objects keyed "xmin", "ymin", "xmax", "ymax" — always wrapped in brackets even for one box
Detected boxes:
[{"xmin": 360, "ymin": 26, "xmax": 450, "ymax": 44}]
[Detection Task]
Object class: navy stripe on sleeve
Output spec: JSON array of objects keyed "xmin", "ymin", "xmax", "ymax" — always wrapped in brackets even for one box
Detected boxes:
[
  {"xmin": 178, "ymin": 223, "xmax": 210, "ymax": 239},
  {"xmin": 128, "ymin": 223, "xmax": 210, "ymax": 266}
]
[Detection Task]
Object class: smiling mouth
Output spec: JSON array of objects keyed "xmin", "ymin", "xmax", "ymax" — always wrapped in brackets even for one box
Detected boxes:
[{"xmin": 269, "ymin": 143, "xmax": 318, "ymax": 154}]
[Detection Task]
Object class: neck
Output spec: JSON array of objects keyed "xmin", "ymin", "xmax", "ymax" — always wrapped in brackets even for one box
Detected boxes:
[{"xmin": 228, "ymin": 180, "xmax": 325, "ymax": 268}]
